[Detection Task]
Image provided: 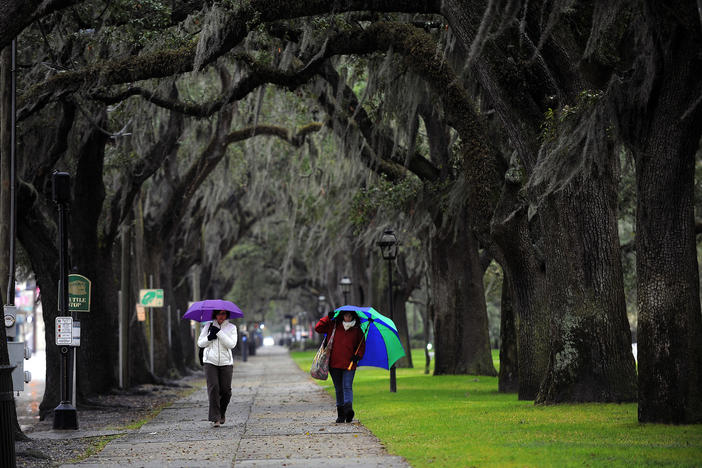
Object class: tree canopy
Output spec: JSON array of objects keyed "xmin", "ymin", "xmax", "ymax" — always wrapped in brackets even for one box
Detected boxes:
[{"xmin": 1, "ymin": 0, "xmax": 701, "ymax": 426}]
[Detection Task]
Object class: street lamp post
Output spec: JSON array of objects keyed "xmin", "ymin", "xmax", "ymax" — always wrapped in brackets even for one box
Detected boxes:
[
  {"xmin": 377, "ymin": 229, "xmax": 398, "ymax": 393},
  {"xmin": 52, "ymin": 172, "xmax": 78, "ymax": 429},
  {"xmin": 317, "ymin": 295, "xmax": 326, "ymax": 316},
  {"xmin": 339, "ymin": 276, "xmax": 352, "ymax": 305}
]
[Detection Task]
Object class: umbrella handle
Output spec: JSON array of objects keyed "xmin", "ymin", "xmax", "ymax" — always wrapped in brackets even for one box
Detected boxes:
[{"xmin": 347, "ymin": 329, "xmax": 368, "ymax": 370}]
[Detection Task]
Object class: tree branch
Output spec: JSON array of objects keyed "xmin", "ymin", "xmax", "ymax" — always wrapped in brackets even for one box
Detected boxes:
[
  {"xmin": 18, "ymin": 42, "xmax": 198, "ymax": 120},
  {"xmin": 192, "ymin": 0, "xmax": 441, "ymax": 70},
  {"xmin": 104, "ymin": 84, "xmax": 185, "ymax": 246},
  {"xmin": 0, "ymin": 0, "xmax": 83, "ymax": 49}
]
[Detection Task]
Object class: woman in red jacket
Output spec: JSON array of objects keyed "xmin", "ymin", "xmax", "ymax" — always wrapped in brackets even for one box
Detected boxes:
[{"xmin": 315, "ymin": 309, "xmax": 365, "ymax": 423}]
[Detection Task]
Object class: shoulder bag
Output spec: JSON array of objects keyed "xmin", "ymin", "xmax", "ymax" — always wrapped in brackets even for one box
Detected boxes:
[{"xmin": 310, "ymin": 323, "xmax": 337, "ymax": 380}]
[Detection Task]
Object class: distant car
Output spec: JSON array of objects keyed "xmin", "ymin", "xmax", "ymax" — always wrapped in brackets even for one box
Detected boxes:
[{"xmin": 263, "ymin": 337, "xmax": 275, "ymax": 346}]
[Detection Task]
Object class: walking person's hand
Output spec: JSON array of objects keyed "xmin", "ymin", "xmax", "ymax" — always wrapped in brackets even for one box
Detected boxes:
[{"xmin": 208, "ymin": 326, "xmax": 220, "ymax": 341}]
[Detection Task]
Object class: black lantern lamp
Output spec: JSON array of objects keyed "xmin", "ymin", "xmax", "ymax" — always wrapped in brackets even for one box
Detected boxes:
[
  {"xmin": 377, "ymin": 229, "xmax": 398, "ymax": 392},
  {"xmin": 339, "ymin": 276, "xmax": 352, "ymax": 305},
  {"xmin": 377, "ymin": 230, "xmax": 398, "ymax": 260},
  {"xmin": 317, "ymin": 295, "xmax": 326, "ymax": 316}
]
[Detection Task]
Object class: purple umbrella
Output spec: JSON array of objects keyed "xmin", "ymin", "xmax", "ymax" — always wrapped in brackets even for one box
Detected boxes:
[{"xmin": 183, "ymin": 299, "xmax": 244, "ymax": 322}]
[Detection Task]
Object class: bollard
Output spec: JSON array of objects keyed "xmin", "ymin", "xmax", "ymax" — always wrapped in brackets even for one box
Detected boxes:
[{"xmin": 0, "ymin": 364, "xmax": 16, "ymax": 468}]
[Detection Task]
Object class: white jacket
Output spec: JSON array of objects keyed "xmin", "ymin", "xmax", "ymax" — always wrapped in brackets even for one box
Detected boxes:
[{"xmin": 198, "ymin": 321, "xmax": 238, "ymax": 366}]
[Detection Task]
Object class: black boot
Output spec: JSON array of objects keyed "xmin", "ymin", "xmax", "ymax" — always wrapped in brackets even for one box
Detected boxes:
[
  {"xmin": 344, "ymin": 403, "xmax": 354, "ymax": 423},
  {"xmin": 335, "ymin": 406, "xmax": 345, "ymax": 423}
]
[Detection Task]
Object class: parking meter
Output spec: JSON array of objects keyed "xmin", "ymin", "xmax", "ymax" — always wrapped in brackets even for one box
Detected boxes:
[{"xmin": 4, "ymin": 305, "xmax": 17, "ymax": 339}]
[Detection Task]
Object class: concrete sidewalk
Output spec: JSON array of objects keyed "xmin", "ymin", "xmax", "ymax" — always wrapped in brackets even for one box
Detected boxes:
[{"xmin": 59, "ymin": 345, "xmax": 408, "ymax": 467}]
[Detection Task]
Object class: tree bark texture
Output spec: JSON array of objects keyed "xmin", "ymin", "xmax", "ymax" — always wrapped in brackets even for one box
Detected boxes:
[
  {"xmin": 129, "ymin": 198, "xmax": 155, "ymax": 384},
  {"xmin": 498, "ymin": 274, "xmax": 519, "ymax": 393},
  {"xmin": 630, "ymin": 3, "xmax": 702, "ymax": 422},
  {"xmin": 0, "ymin": 46, "xmax": 10, "ymax": 305},
  {"xmin": 70, "ymin": 110, "xmax": 118, "ymax": 395},
  {"xmin": 430, "ymin": 213, "xmax": 496, "ymax": 376},
  {"xmin": 491, "ymin": 180, "xmax": 550, "ymax": 400},
  {"xmin": 392, "ymin": 287, "xmax": 413, "ymax": 368},
  {"xmin": 391, "ymin": 254, "xmax": 420, "ymax": 368},
  {"xmin": 536, "ymin": 169, "xmax": 637, "ymax": 403},
  {"xmin": 635, "ymin": 136, "xmax": 702, "ymax": 422}
]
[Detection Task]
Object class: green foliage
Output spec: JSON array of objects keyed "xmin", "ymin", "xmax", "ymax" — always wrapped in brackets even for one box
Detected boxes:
[
  {"xmin": 349, "ymin": 176, "xmax": 422, "ymax": 232},
  {"xmin": 95, "ymin": 0, "xmax": 181, "ymax": 49},
  {"xmin": 540, "ymin": 90, "xmax": 604, "ymax": 143},
  {"xmin": 291, "ymin": 349, "xmax": 702, "ymax": 468}
]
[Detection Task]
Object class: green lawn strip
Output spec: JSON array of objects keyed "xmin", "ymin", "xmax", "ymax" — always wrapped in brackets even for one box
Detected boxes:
[
  {"xmin": 291, "ymin": 349, "xmax": 702, "ymax": 467},
  {"xmin": 67, "ymin": 434, "xmax": 121, "ymax": 463}
]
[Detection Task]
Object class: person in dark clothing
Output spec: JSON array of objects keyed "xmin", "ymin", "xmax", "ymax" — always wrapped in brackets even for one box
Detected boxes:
[
  {"xmin": 198, "ymin": 310, "xmax": 237, "ymax": 427},
  {"xmin": 315, "ymin": 310, "xmax": 366, "ymax": 423}
]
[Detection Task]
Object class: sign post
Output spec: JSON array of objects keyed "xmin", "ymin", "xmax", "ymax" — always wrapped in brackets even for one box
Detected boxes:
[
  {"xmin": 52, "ymin": 171, "xmax": 78, "ymax": 430},
  {"xmin": 68, "ymin": 274, "xmax": 91, "ymax": 312},
  {"xmin": 139, "ymin": 286, "xmax": 163, "ymax": 374}
]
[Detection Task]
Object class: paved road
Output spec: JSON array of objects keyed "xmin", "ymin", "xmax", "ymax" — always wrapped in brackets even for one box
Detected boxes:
[{"xmin": 59, "ymin": 345, "xmax": 408, "ymax": 467}]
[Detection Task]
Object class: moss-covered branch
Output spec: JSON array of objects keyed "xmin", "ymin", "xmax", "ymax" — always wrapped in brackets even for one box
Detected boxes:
[
  {"xmin": 18, "ymin": 43, "xmax": 197, "ymax": 120},
  {"xmin": 89, "ymin": 50, "xmax": 326, "ymax": 118},
  {"xmin": 18, "ymin": 0, "xmax": 442, "ymax": 118},
  {"xmin": 193, "ymin": 0, "xmax": 442, "ymax": 70},
  {"xmin": 224, "ymin": 122, "xmax": 323, "ymax": 147}
]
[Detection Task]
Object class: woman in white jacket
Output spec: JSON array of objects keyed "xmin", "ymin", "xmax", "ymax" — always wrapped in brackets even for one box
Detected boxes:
[{"xmin": 198, "ymin": 310, "xmax": 238, "ymax": 427}]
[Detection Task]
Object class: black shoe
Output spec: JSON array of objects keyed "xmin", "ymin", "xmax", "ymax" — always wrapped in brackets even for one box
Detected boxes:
[
  {"xmin": 344, "ymin": 403, "xmax": 354, "ymax": 423},
  {"xmin": 335, "ymin": 406, "xmax": 344, "ymax": 423}
]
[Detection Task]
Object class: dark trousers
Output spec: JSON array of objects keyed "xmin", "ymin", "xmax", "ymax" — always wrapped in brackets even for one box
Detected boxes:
[
  {"xmin": 204, "ymin": 363, "xmax": 233, "ymax": 422},
  {"xmin": 329, "ymin": 367, "xmax": 355, "ymax": 406}
]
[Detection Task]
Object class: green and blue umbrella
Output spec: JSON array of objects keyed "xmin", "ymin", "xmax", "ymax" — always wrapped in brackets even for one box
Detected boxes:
[{"xmin": 333, "ymin": 305, "xmax": 405, "ymax": 370}]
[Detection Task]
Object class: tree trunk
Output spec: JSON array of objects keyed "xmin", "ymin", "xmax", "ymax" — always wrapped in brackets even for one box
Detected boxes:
[
  {"xmin": 70, "ymin": 111, "xmax": 117, "ymax": 396},
  {"xmin": 536, "ymin": 169, "xmax": 637, "ymax": 403},
  {"xmin": 18, "ymin": 212, "xmax": 61, "ymax": 417},
  {"xmin": 350, "ymin": 242, "xmax": 371, "ymax": 307},
  {"xmin": 158, "ymin": 242, "xmax": 186, "ymax": 376},
  {"xmin": 392, "ymin": 286, "xmax": 413, "ymax": 368},
  {"xmin": 498, "ymin": 274, "xmax": 519, "ymax": 393},
  {"xmin": 0, "ymin": 46, "xmax": 9, "ymax": 307},
  {"xmin": 630, "ymin": 4, "xmax": 702, "ymax": 421},
  {"xmin": 635, "ymin": 134, "xmax": 702, "ymax": 423},
  {"xmin": 141, "ymin": 244, "xmax": 168, "ymax": 377},
  {"xmin": 430, "ymin": 213, "xmax": 496, "ymax": 376},
  {"xmin": 173, "ymin": 275, "xmax": 197, "ymax": 371},
  {"xmin": 128, "ymin": 199, "xmax": 155, "ymax": 385},
  {"xmin": 491, "ymin": 178, "xmax": 550, "ymax": 400}
]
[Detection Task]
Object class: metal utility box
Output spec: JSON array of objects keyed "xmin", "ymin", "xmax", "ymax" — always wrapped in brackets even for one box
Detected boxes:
[
  {"xmin": 4, "ymin": 304, "xmax": 17, "ymax": 338},
  {"xmin": 7, "ymin": 341, "xmax": 31, "ymax": 392}
]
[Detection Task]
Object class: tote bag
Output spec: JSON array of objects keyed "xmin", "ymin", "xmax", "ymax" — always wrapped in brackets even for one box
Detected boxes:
[{"xmin": 310, "ymin": 324, "xmax": 337, "ymax": 380}]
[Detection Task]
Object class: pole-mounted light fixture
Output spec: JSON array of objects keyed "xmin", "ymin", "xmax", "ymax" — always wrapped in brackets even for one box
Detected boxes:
[
  {"xmin": 377, "ymin": 229, "xmax": 398, "ymax": 392},
  {"xmin": 339, "ymin": 276, "xmax": 352, "ymax": 304},
  {"xmin": 377, "ymin": 229, "xmax": 398, "ymax": 260}
]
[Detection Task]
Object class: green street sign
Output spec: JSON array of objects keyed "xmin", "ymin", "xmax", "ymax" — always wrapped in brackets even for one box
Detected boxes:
[
  {"xmin": 139, "ymin": 289, "xmax": 164, "ymax": 308},
  {"xmin": 68, "ymin": 274, "xmax": 91, "ymax": 312}
]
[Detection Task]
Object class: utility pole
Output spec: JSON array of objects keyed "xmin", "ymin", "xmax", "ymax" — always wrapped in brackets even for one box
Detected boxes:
[
  {"xmin": 0, "ymin": 39, "xmax": 17, "ymax": 468},
  {"xmin": 52, "ymin": 171, "xmax": 78, "ymax": 429}
]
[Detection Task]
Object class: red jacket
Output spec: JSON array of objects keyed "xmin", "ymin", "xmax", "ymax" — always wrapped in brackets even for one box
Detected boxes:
[{"xmin": 315, "ymin": 316, "xmax": 366, "ymax": 370}]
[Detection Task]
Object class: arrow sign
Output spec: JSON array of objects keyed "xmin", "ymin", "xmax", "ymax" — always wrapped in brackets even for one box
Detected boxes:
[{"xmin": 139, "ymin": 289, "xmax": 164, "ymax": 308}]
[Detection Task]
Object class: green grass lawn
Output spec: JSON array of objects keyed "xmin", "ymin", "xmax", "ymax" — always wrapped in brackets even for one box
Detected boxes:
[{"xmin": 290, "ymin": 349, "xmax": 702, "ymax": 467}]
